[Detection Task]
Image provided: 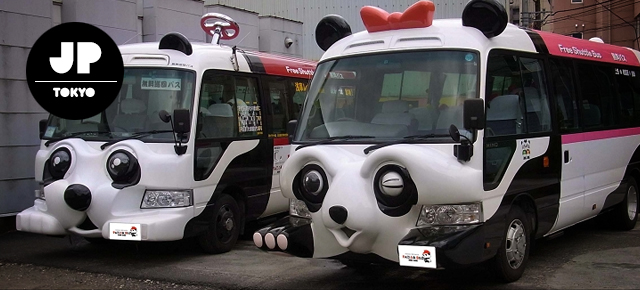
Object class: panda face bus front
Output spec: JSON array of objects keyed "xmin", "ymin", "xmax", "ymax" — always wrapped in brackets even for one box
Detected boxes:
[
  {"xmin": 17, "ymin": 67, "xmax": 198, "ymax": 241},
  {"xmin": 253, "ymin": 49, "xmax": 493, "ymax": 262}
]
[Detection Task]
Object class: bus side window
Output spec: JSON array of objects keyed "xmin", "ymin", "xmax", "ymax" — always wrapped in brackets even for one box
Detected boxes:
[
  {"xmin": 576, "ymin": 64, "xmax": 612, "ymax": 129},
  {"xmin": 263, "ymin": 77, "xmax": 290, "ymax": 136},
  {"xmin": 486, "ymin": 54, "xmax": 525, "ymax": 136},
  {"xmin": 549, "ymin": 59, "xmax": 579, "ymax": 131},
  {"xmin": 520, "ymin": 57, "xmax": 551, "ymax": 133},
  {"xmin": 615, "ymin": 70, "xmax": 640, "ymax": 126},
  {"xmin": 291, "ymin": 80, "xmax": 308, "ymax": 120}
]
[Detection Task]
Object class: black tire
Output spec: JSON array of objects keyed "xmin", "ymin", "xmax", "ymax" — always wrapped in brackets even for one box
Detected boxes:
[
  {"xmin": 491, "ymin": 205, "xmax": 531, "ymax": 283},
  {"xmin": 612, "ymin": 177, "xmax": 638, "ymax": 231},
  {"xmin": 198, "ymin": 194, "xmax": 241, "ymax": 254}
]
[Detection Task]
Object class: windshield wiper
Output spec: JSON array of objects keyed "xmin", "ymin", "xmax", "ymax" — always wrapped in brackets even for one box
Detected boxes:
[
  {"xmin": 100, "ymin": 130, "xmax": 174, "ymax": 150},
  {"xmin": 295, "ymin": 135, "xmax": 375, "ymax": 151},
  {"xmin": 363, "ymin": 133, "xmax": 451, "ymax": 155},
  {"xmin": 45, "ymin": 131, "xmax": 113, "ymax": 147}
]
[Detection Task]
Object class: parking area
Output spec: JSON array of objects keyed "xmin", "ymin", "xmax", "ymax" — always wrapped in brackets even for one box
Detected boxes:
[{"xmin": 1, "ymin": 217, "xmax": 640, "ymax": 289}]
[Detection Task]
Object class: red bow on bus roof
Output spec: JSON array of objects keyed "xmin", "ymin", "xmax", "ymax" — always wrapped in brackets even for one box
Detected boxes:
[{"xmin": 360, "ymin": 0, "xmax": 436, "ymax": 33}]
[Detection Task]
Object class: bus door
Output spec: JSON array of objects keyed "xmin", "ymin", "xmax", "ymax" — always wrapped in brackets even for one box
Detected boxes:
[
  {"xmin": 194, "ymin": 72, "xmax": 271, "ymax": 219},
  {"xmin": 485, "ymin": 52, "xmax": 559, "ymax": 234},
  {"xmin": 548, "ymin": 59, "xmax": 588, "ymax": 229},
  {"xmin": 261, "ymin": 76, "xmax": 296, "ymax": 216}
]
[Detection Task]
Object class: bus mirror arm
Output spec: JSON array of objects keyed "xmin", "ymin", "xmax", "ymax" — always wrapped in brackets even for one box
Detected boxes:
[
  {"xmin": 159, "ymin": 109, "xmax": 190, "ymax": 155},
  {"xmin": 449, "ymin": 124, "xmax": 473, "ymax": 162},
  {"xmin": 287, "ymin": 120, "xmax": 298, "ymax": 144},
  {"xmin": 39, "ymin": 119, "xmax": 48, "ymax": 139}
]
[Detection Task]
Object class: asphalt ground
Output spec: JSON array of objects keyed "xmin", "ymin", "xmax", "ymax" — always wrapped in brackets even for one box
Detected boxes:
[{"xmin": 1, "ymin": 215, "xmax": 640, "ymax": 289}]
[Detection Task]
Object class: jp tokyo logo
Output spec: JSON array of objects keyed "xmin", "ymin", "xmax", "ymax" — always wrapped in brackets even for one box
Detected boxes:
[{"xmin": 26, "ymin": 22, "xmax": 123, "ymax": 120}]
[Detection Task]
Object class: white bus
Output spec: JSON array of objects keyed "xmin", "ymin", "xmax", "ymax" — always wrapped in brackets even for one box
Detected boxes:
[
  {"xmin": 254, "ymin": 0, "xmax": 640, "ymax": 281},
  {"xmin": 16, "ymin": 13, "xmax": 316, "ymax": 254}
]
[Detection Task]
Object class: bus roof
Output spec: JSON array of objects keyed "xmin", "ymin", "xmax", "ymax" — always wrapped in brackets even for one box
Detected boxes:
[
  {"xmin": 119, "ymin": 41, "xmax": 316, "ymax": 78},
  {"xmin": 315, "ymin": 0, "xmax": 640, "ymax": 68}
]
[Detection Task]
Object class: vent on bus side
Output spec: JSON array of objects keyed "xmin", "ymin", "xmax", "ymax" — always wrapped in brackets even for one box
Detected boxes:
[{"xmin": 127, "ymin": 55, "xmax": 169, "ymax": 65}]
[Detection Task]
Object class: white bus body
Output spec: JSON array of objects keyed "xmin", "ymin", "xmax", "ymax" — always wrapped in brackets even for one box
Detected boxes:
[
  {"xmin": 16, "ymin": 14, "xmax": 316, "ymax": 254},
  {"xmin": 254, "ymin": 0, "xmax": 640, "ymax": 281}
]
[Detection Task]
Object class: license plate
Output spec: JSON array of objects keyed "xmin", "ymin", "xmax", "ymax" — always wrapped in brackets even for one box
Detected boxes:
[
  {"xmin": 398, "ymin": 245, "xmax": 437, "ymax": 268},
  {"xmin": 109, "ymin": 223, "xmax": 141, "ymax": 241}
]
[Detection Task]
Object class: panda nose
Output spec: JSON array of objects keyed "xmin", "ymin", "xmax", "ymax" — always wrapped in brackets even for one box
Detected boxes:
[
  {"xmin": 329, "ymin": 205, "xmax": 348, "ymax": 224},
  {"xmin": 64, "ymin": 184, "xmax": 92, "ymax": 211}
]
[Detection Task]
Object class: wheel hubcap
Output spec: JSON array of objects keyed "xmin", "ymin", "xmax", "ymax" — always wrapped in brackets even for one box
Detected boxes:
[
  {"xmin": 216, "ymin": 205, "xmax": 234, "ymax": 242},
  {"xmin": 627, "ymin": 185, "xmax": 638, "ymax": 220},
  {"xmin": 505, "ymin": 219, "xmax": 526, "ymax": 269},
  {"xmin": 224, "ymin": 217, "xmax": 234, "ymax": 231}
]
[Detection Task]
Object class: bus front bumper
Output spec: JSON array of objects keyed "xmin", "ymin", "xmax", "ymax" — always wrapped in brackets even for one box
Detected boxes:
[
  {"xmin": 16, "ymin": 199, "xmax": 195, "ymax": 241},
  {"xmin": 253, "ymin": 215, "xmax": 503, "ymax": 269}
]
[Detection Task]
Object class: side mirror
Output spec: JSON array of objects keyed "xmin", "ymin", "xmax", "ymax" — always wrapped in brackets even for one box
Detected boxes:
[
  {"xmin": 173, "ymin": 109, "xmax": 191, "ymax": 134},
  {"xmin": 287, "ymin": 120, "xmax": 298, "ymax": 143},
  {"xmin": 448, "ymin": 124, "xmax": 461, "ymax": 142},
  {"xmin": 159, "ymin": 110, "xmax": 171, "ymax": 123},
  {"xmin": 39, "ymin": 119, "xmax": 48, "ymax": 139},
  {"xmin": 463, "ymin": 99, "xmax": 485, "ymax": 130}
]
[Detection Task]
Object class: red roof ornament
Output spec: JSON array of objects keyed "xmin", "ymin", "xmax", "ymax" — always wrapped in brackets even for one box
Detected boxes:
[{"xmin": 360, "ymin": 0, "xmax": 436, "ymax": 33}]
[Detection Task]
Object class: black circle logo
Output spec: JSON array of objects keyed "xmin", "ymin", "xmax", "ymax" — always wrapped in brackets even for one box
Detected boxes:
[{"xmin": 26, "ymin": 22, "xmax": 124, "ymax": 120}]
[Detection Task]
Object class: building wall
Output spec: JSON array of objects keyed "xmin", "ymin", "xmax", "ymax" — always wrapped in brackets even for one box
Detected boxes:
[
  {"xmin": 0, "ymin": 0, "xmax": 309, "ymax": 216},
  {"xmin": 205, "ymin": 0, "xmax": 468, "ymax": 60},
  {"xmin": 0, "ymin": 0, "xmax": 52, "ymax": 216},
  {"xmin": 549, "ymin": 0, "xmax": 638, "ymax": 49},
  {"xmin": 61, "ymin": 0, "xmax": 138, "ymax": 45},
  {"xmin": 142, "ymin": 0, "xmax": 206, "ymax": 42},
  {"xmin": 259, "ymin": 16, "xmax": 303, "ymax": 58}
]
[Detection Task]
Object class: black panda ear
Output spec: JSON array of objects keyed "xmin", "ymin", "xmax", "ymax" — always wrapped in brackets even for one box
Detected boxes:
[
  {"xmin": 462, "ymin": 0, "xmax": 508, "ymax": 38},
  {"xmin": 315, "ymin": 15, "xmax": 352, "ymax": 51}
]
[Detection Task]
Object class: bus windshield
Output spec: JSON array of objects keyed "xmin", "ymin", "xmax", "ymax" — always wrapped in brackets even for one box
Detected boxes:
[
  {"xmin": 44, "ymin": 68, "xmax": 196, "ymax": 142},
  {"xmin": 295, "ymin": 50, "xmax": 479, "ymax": 142}
]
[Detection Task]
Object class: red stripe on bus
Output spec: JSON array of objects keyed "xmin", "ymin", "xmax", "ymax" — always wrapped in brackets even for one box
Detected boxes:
[
  {"xmin": 273, "ymin": 137, "xmax": 289, "ymax": 146},
  {"xmin": 562, "ymin": 127, "xmax": 640, "ymax": 144},
  {"xmin": 536, "ymin": 30, "xmax": 640, "ymax": 66},
  {"xmin": 245, "ymin": 51, "xmax": 316, "ymax": 79}
]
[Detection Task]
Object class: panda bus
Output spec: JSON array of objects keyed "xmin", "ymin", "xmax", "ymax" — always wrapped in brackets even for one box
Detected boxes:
[
  {"xmin": 254, "ymin": 0, "xmax": 640, "ymax": 282},
  {"xmin": 15, "ymin": 13, "xmax": 316, "ymax": 254}
]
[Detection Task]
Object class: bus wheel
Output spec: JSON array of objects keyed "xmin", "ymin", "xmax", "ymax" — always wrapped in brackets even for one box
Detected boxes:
[
  {"xmin": 491, "ymin": 205, "xmax": 530, "ymax": 283},
  {"xmin": 612, "ymin": 177, "xmax": 638, "ymax": 231},
  {"xmin": 198, "ymin": 194, "xmax": 241, "ymax": 254}
]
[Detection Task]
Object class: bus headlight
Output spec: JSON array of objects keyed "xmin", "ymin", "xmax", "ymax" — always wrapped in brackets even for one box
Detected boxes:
[
  {"xmin": 416, "ymin": 202, "xmax": 483, "ymax": 226},
  {"xmin": 141, "ymin": 190, "xmax": 192, "ymax": 208},
  {"xmin": 290, "ymin": 199, "xmax": 311, "ymax": 219}
]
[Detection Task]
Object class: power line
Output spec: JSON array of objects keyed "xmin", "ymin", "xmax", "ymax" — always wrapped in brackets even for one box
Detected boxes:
[
  {"xmin": 593, "ymin": 0, "xmax": 639, "ymax": 49},
  {"xmin": 542, "ymin": 0, "xmax": 634, "ymax": 24},
  {"xmin": 543, "ymin": 0, "xmax": 638, "ymax": 25},
  {"xmin": 538, "ymin": 0, "xmax": 639, "ymax": 48},
  {"xmin": 539, "ymin": 0, "xmax": 620, "ymax": 24}
]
